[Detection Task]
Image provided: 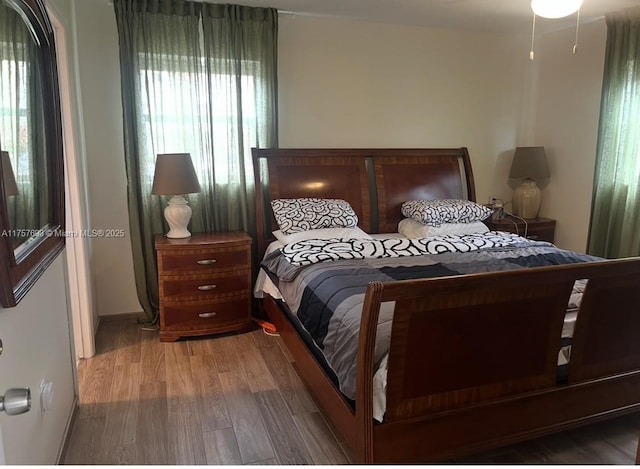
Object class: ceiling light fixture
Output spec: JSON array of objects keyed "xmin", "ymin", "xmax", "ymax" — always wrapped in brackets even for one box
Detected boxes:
[
  {"xmin": 529, "ymin": 0, "xmax": 583, "ymax": 60},
  {"xmin": 531, "ymin": 0, "xmax": 583, "ymax": 19}
]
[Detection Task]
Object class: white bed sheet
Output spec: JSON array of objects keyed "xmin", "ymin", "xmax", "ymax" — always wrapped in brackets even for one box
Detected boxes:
[{"xmin": 254, "ymin": 240, "xmax": 285, "ymax": 300}]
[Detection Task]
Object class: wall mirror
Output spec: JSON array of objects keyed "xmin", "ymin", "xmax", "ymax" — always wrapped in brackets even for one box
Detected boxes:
[{"xmin": 0, "ymin": 0, "xmax": 64, "ymax": 307}]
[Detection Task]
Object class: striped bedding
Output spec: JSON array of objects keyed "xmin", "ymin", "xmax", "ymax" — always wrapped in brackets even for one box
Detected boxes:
[{"xmin": 260, "ymin": 233, "xmax": 599, "ymax": 421}]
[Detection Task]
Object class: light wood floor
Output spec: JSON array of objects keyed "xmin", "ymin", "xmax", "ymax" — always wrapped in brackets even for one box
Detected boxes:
[{"xmin": 63, "ymin": 318, "xmax": 640, "ymax": 465}]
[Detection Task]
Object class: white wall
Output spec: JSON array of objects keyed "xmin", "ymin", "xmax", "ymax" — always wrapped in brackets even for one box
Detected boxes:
[
  {"xmin": 278, "ymin": 16, "xmax": 528, "ymax": 206},
  {"xmin": 73, "ymin": 0, "xmax": 142, "ymax": 316},
  {"xmin": 279, "ymin": 14, "xmax": 609, "ymax": 253},
  {"xmin": 0, "ymin": 257, "xmax": 75, "ymax": 464},
  {"xmin": 532, "ymin": 20, "xmax": 607, "ymax": 252},
  {"xmin": 72, "ymin": 7, "xmax": 607, "ymax": 315}
]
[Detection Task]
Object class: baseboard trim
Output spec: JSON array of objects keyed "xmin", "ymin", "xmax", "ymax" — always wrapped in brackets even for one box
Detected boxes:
[
  {"xmin": 98, "ymin": 311, "xmax": 147, "ymax": 323},
  {"xmin": 56, "ymin": 395, "xmax": 78, "ymax": 464}
]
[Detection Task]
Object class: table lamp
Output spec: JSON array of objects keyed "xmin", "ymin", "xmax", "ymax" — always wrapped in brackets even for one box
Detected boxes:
[
  {"xmin": 151, "ymin": 153, "xmax": 201, "ymax": 238},
  {"xmin": 1, "ymin": 151, "xmax": 19, "ymax": 197},
  {"xmin": 509, "ymin": 146, "xmax": 550, "ymax": 219}
]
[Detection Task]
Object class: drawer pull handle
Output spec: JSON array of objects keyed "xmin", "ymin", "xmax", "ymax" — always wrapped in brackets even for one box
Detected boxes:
[
  {"xmin": 198, "ymin": 312, "xmax": 217, "ymax": 318},
  {"xmin": 197, "ymin": 259, "xmax": 217, "ymax": 265},
  {"xmin": 197, "ymin": 284, "xmax": 217, "ymax": 291}
]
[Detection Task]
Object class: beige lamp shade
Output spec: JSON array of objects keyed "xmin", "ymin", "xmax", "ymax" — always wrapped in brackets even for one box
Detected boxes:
[
  {"xmin": 151, "ymin": 153, "xmax": 201, "ymax": 239},
  {"xmin": 1, "ymin": 151, "xmax": 19, "ymax": 196},
  {"xmin": 509, "ymin": 147, "xmax": 550, "ymax": 219},
  {"xmin": 151, "ymin": 153, "xmax": 201, "ymax": 195}
]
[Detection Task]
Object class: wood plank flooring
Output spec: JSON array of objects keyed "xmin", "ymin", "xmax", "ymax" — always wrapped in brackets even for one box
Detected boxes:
[{"xmin": 63, "ymin": 318, "xmax": 640, "ymax": 464}]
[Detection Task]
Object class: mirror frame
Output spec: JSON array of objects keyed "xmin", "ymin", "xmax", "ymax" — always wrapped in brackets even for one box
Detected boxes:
[{"xmin": 0, "ymin": 0, "xmax": 65, "ymax": 307}]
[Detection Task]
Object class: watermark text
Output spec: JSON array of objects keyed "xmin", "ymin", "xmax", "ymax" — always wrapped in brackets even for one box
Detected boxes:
[{"xmin": 1, "ymin": 228, "xmax": 126, "ymax": 238}]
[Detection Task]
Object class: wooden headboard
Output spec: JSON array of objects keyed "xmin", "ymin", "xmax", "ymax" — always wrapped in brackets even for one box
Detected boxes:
[{"xmin": 252, "ymin": 148, "xmax": 475, "ymax": 257}]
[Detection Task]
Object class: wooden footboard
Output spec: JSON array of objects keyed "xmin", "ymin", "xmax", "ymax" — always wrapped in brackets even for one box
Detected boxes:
[{"xmin": 352, "ymin": 257, "xmax": 640, "ymax": 463}]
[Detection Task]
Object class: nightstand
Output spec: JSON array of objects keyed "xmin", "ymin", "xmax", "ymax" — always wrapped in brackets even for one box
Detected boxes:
[
  {"xmin": 484, "ymin": 215, "xmax": 556, "ymax": 243},
  {"xmin": 155, "ymin": 232, "xmax": 252, "ymax": 342}
]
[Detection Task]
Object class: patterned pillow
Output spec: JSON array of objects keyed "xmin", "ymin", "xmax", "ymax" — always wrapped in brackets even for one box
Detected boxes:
[
  {"xmin": 271, "ymin": 198, "xmax": 359, "ymax": 234},
  {"xmin": 398, "ymin": 218, "xmax": 489, "ymax": 238},
  {"xmin": 401, "ymin": 199, "xmax": 492, "ymax": 227},
  {"xmin": 273, "ymin": 226, "xmax": 372, "ymax": 245}
]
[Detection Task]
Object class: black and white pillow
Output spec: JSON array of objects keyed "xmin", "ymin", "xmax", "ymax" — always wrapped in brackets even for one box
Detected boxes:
[
  {"xmin": 398, "ymin": 218, "xmax": 489, "ymax": 238},
  {"xmin": 271, "ymin": 198, "xmax": 359, "ymax": 234},
  {"xmin": 401, "ymin": 199, "xmax": 492, "ymax": 227}
]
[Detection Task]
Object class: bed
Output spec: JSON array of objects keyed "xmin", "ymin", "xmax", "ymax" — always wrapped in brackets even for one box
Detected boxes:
[{"xmin": 252, "ymin": 147, "xmax": 640, "ymax": 463}]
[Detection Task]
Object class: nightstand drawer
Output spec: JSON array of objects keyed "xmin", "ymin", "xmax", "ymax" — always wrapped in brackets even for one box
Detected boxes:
[
  {"xmin": 158, "ymin": 246, "xmax": 250, "ymax": 274},
  {"xmin": 155, "ymin": 232, "xmax": 253, "ymax": 342},
  {"xmin": 160, "ymin": 271, "xmax": 250, "ymax": 301},
  {"xmin": 161, "ymin": 297, "xmax": 251, "ymax": 331}
]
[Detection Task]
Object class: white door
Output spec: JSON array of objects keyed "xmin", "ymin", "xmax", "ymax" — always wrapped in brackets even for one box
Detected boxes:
[
  {"xmin": 0, "ymin": 423, "xmax": 5, "ymax": 464},
  {"xmin": 0, "ymin": 257, "xmax": 76, "ymax": 464}
]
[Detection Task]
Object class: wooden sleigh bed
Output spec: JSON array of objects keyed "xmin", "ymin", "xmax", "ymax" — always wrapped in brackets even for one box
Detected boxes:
[{"xmin": 251, "ymin": 147, "xmax": 640, "ymax": 463}]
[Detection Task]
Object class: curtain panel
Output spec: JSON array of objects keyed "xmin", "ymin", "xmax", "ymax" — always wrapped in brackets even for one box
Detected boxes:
[
  {"xmin": 0, "ymin": 2, "xmax": 44, "ymax": 240},
  {"xmin": 588, "ymin": 8, "xmax": 640, "ymax": 259},
  {"xmin": 113, "ymin": 0, "xmax": 278, "ymax": 322}
]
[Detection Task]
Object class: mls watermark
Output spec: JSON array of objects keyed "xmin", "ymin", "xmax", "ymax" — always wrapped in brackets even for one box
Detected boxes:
[{"xmin": 1, "ymin": 228, "xmax": 126, "ymax": 238}]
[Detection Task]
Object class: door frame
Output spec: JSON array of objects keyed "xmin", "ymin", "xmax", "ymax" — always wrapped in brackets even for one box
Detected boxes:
[{"xmin": 47, "ymin": 2, "xmax": 96, "ymax": 360}]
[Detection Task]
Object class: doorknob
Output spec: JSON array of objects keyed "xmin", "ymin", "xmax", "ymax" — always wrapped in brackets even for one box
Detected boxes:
[{"xmin": 0, "ymin": 388, "xmax": 31, "ymax": 415}]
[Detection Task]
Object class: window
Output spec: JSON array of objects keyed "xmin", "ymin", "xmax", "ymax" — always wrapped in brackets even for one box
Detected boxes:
[{"xmin": 138, "ymin": 59, "xmax": 258, "ymax": 185}]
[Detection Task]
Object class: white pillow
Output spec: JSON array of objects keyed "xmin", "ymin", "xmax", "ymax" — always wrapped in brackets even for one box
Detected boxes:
[
  {"xmin": 401, "ymin": 199, "xmax": 492, "ymax": 227},
  {"xmin": 398, "ymin": 218, "xmax": 489, "ymax": 238},
  {"xmin": 271, "ymin": 198, "xmax": 358, "ymax": 234},
  {"xmin": 272, "ymin": 226, "xmax": 372, "ymax": 245}
]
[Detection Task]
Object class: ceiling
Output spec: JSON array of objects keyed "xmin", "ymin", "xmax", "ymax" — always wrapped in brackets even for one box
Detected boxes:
[{"xmin": 222, "ymin": 0, "xmax": 640, "ymax": 34}]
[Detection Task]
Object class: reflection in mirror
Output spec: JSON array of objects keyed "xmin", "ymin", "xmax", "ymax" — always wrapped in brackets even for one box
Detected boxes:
[
  {"xmin": 0, "ymin": 0, "xmax": 65, "ymax": 308},
  {"xmin": 1, "ymin": 150, "xmax": 19, "ymax": 245},
  {"xmin": 1, "ymin": 151, "xmax": 18, "ymax": 196},
  {"xmin": 0, "ymin": 0, "xmax": 49, "ymax": 249}
]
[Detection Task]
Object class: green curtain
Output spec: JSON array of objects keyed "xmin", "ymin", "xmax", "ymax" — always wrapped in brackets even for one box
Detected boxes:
[
  {"xmin": 0, "ymin": 2, "xmax": 44, "ymax": 243},
  {"xmin": 113, "ymin": 0, "xmax": 278, "ymax": 322},
  {"xmin": 588, "ymin": 8, "xmax": 640, "ymax": 259}
]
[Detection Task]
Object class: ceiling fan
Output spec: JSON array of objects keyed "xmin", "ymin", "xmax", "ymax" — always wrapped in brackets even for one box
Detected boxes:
[
  {"xmin": 531, "ymin": 0, "xmax": 583, "ymax": 18},
  {"xmin": 529, "ymin": 0, "xmax": 583, "ymax": 59}
]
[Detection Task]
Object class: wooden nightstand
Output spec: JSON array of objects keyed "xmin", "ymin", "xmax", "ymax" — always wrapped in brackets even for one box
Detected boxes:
[
  {"xmin": 155, "ymin": 232, "xmax": 252, "ymax": 342},
  {"xmin": 484, "ymin": 215, "xmax": 556, "ymax": 243}
]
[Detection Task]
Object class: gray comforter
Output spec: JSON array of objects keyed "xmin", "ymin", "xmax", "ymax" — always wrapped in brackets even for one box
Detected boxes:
[{"xmin": 261, "ymin": 235, "xmax": 599, "ymax": 400}]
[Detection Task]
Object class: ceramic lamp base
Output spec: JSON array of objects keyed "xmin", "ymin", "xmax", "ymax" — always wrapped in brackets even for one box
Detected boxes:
[
  {"xmin": 513, "ymin": 178, "xmax": 542, "ymax": 219},
  {"xmin": 164, "ymin": 195, "xmax": 192, "ymax": 238}
]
